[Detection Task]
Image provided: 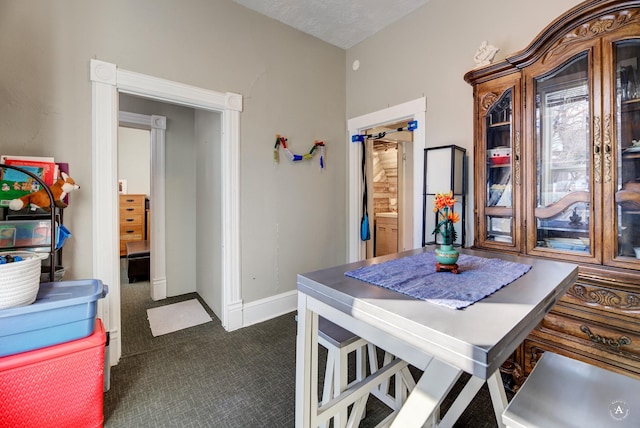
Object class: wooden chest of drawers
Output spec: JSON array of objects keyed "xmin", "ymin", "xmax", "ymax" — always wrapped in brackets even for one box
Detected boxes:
[
  {"xmin": 119, "ymin": 194, "xmax": 145, "ymax": 256},
  {"xmin": 517, "ymin": 267, "xmax": 640, "ymax": 383}
]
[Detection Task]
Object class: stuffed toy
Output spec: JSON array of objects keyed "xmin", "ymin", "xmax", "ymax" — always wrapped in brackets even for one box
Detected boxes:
[{"xmin": 9, "ymin": 172, "xmax": 80, "ymax": 211}]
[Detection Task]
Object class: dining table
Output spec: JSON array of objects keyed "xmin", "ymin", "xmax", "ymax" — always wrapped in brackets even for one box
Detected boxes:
[{"xmin": 295, "ymin": 246, "xmax": 579, "ymax": 428}]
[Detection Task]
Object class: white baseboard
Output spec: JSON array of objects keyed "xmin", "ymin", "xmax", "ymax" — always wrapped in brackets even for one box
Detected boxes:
[
  {"xmin": 242, "ymin": 290, "xmax": 297, "ymax": 327},
  {"xmin": 225, "ymin": 300, "xmax": 244, "ymax": 331}
]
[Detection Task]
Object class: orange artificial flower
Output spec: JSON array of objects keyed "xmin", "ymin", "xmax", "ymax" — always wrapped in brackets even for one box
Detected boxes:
[
  {"xmin": 433, "ymin": 191, "xmax": 456, "ymax": 211},
  {"xmin": 431, "ymin": 190, "xmax": 459, "ymax": 244}
]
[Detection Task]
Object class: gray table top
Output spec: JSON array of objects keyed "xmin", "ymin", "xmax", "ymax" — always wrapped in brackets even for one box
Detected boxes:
[{"xmin": 297, "ymin": 246, "xmax": 578, "ymax": 378}]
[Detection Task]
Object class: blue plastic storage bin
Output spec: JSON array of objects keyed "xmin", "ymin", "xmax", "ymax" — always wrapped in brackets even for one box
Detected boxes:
[{"xmin": 0, "ymin": 279, "xmax": 107, "ymax": 357}]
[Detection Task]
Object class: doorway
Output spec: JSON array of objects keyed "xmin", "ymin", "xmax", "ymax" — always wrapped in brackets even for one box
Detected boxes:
[
  {"xmin": 118, "ymin": 109, "xmax": 167, "ymax": 304},
  {"xmin": 365, "ymin": 122, "xmax": 413, "ymax": 259},
  {"xmin": 90, "ymin": 59, "xmax": 243, "ymax": 366},
  {"xmin": 347, "ymin": 98, "xmax": 426, "ymax": 262}
]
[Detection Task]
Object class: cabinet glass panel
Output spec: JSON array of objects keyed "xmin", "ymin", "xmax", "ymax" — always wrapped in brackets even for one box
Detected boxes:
[
  {"xmin": 485, "ymin": 215, "xmax": 512, "ymax": 243},
  {"xmin": 534, "ymin": 53, "xmax": 591, "ymax": 253},
  {"xmin": 485, "ymin": 89, "xmax": 513, "ymax": 243},
  {"xmin": 615, "ymin": 40, "xmax": 640, "ymax": 260}
]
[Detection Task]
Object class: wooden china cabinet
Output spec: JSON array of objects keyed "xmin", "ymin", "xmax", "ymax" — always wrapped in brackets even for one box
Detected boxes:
[{"xmin": 465, "ymin": 0, "xmax": 640, "ymax": 383}]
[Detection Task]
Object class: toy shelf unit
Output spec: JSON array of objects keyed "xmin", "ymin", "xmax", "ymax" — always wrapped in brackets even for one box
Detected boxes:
[
  {"xmin": 0, "ymin": 163, "xmax": 66, "ymax": 283},
  {"xmin": 422, "ymin": 145, "xmax": 467, "ymax": 247}
]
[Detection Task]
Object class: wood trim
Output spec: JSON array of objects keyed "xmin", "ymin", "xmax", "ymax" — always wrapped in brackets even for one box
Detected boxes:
[
  {"xmin": 508, "ymin": 0, "xmax": 640, "ymax": 68},
  {"xmin": 533, "ymin": 191, "xmax": 590, "ymax": 219}
]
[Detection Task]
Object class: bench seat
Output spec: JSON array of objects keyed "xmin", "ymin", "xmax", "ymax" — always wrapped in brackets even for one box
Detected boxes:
[
  {"xmin": 503, "ymin": 351, "xmax": 640, "ymax": 427},
  {"xmin": 126, "ymin": 240, "xmax": 150, "ymax": 283}
]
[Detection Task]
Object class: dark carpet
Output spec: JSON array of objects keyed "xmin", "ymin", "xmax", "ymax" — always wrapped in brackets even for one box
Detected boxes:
[{"xmin": 103, "ymin": 261, "xmax": 507, "ymax": 427}]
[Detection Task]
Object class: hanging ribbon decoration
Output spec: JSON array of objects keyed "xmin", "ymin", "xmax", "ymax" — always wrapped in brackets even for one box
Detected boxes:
[{"xmin": 273, "ymin": 135, "xmax": 325, "ymax": 169}]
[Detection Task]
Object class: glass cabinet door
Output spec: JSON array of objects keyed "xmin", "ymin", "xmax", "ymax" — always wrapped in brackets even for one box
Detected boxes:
[
  {"xmin": 611, "ymin": 39, "xmax": 640, "ymax": 264},
  {"xmin": 530, "ymin": 52, "xmax": 598, "ymax": 260},
  {"xmin": 484, "ymin": 89, "xmax": 515, "ymax": 245}
]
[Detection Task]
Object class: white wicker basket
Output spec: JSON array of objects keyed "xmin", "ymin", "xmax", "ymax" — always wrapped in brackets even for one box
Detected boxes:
[{"xmin": 0, "ymin": 251, "xmax": 47, "ymax": 310}]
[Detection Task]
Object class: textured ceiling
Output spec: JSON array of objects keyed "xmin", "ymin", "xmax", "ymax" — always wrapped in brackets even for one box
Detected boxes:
[{"xmin": 232, "ymin": 0, "xmax": 431, "ymax": 50}]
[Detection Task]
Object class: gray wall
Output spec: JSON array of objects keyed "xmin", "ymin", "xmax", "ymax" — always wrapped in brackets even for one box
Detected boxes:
[
  {"xmin": 1, "ymin": 0, "xmax": 586, "ymax": 311},
  {"xmin": 118, "ymin": 126, "xmax": 150, "ymax": 197},
  {"xmin": 346, "ymin": 0, "xmax": 584, "ymax": 242},
  {"xmin": 0, "ymin": 0, "xmax": 347, "ymax": 305},
  {"xmin": 195, "ymin": 110, "xmax": 222, "ymax": 316}
]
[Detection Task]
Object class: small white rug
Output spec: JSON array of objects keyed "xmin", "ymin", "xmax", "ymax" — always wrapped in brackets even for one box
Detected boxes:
[{"xmin": 147, "ymin": 299, "xmax": 212, "ymax": 337}]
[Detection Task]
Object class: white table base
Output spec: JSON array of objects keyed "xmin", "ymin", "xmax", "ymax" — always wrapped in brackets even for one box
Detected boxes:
[{"xmin": 297, "ymin": 292, "xmax": 509, "ymax": 428}]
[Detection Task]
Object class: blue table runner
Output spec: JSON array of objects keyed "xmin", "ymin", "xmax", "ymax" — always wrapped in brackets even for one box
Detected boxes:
[{"xmin": 344, "ymin": 252, "xmax": 531, "ymax": 309}]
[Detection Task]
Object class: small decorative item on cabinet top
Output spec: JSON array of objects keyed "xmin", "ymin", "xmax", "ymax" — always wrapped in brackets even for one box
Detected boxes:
[{"xmin": 432, "ymin": 191, "xmax": 460, "ymax": 273}]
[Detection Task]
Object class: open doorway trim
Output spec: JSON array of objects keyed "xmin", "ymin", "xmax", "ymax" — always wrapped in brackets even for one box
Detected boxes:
[
  {"xmin": 119, "ymin": 111, "xmax": 167, "ymax": 302},
  {"xmin": 347, "ymin": 97, "xmax": 426, "ymax": 262},
  {"xmin": 91, "ymin": 60, "xmax": 243, "ymax": 366}
]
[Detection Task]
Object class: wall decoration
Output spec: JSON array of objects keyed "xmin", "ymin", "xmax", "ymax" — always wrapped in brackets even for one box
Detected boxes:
[
  {"xmin": 273, "ymin": 135, "xmax": 325, "ymax": 170},
  {"xmin": 473, "ymin": 41, "xmax": 499, "ymax": 68}
]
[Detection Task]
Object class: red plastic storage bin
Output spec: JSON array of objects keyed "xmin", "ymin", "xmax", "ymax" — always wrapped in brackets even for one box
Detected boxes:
[{"xmin": 0, "ymin": 319, "xmax": 105, "ymax": 428}]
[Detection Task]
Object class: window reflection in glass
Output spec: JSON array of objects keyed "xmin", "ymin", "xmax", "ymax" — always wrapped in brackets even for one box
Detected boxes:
[{"xmin": 534, "ymin": 53, "xmax": 591, "ymax": 252}]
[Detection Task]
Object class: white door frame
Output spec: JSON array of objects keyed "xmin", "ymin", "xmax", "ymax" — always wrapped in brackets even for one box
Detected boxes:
[
  {"xmin": 90, "ymin": 59, "xmax": 243, "ymax": 366},
  {"xmin": 347, "ymin": 98, "xmax": 426, "ymax": 262},
  {"xmin": 118, "ymin": 111, "xmax": 167, "ymax": 302}
]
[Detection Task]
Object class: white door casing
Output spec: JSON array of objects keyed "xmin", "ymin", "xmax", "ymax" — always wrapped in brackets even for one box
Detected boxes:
[{"xmin": 90, "ymin": 59, "xmax": 243, "ymax": 366}]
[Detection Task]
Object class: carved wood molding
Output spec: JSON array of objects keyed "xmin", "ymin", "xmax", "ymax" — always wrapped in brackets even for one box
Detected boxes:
[
  {"xmin": 514, "ymin": 131, "xmax": 521, "ymax": 185},
  {"xmin": 615, "ymin": 189, "xmax": 640, "ymax": 210},
  {"xmin": 604, "ymin": 115, "xmax": 612, "ymax": 183},
  {"xmin": 499, "ymin": 359, "xmax": 525, "ymax": 391},
  {"xmin": 527, "ymin": 345, "xmax": 545, "ymax": 370},
  {"xmin": 543, "ymin": 9, "xmax": 640, "ymax": 64},
  {"xmin": 533, "ymin": 190, "xmax": 590, "ymax": 218},
  {"xmin": 480, "ymin": 92, "xmax": 499, "ymax": 114},
  {"xmin": 568, "ymin": 284, "xmax": 640, "ymax": 310},
  {"xmin": 594, "ymin": 116, "xmax": 602, "ymax": 184}
]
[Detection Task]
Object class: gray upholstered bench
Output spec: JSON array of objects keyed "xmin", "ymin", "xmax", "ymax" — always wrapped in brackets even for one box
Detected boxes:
[
  {"xmin": 126, "ymin": 240, "xmax": 150, "ymax": 283},
  {"xmin": 317, "ymin": 318, "xmax": 415, "ymax": 427},
  {"xmin": 503, "ymin": 351, "xmax": 640, "ymax": 427}
]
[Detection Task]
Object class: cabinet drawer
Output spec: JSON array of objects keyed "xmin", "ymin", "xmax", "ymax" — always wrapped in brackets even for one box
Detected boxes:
[
  {"xmin": 120, "ymin": 194, "xmax": 145, "ymax": 206},
  {"xmin": 120, "ymin": 226, "xmax": 143, "ymax": 238},
  {"xmin": 119, "ymin": 212, "xmax": 143, "ymax": 225},
  {"xmin": 521, "ymin": 336, "xmax": 640, "ymax": 381},
  {"xmin": 376, "ymin": 217, "xmax": 397, "ymax": 227},
  {"xmin": 563, "ymin": 280, "xmax": 640, "ymax": 319},
  {"xmin": 542, "ymin": 312, "xmax": 639, "ymax": 357},
  {"xmin": 119, "ymin": 205, "xmax": 144, "ymax": 216}
]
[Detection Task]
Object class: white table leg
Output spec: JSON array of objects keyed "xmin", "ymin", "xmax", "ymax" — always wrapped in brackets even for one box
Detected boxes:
[
  {"xmin": 296, "ymin": 293, "xmax": 319, "ymax": 428},
  {"xmin": 486, "ymin": 371, "xmax": 508, "ymax": 428},
  {"xmin": 390, "ymin": 358, "xmax": 461, "ymax": 428},
  {"xmin": 437, "ymin": 370, "xmax": 508, "ymax": 428},
  {"xmin": 437, "ymin": 375, "xmax": 484, "ymax": 428}
]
